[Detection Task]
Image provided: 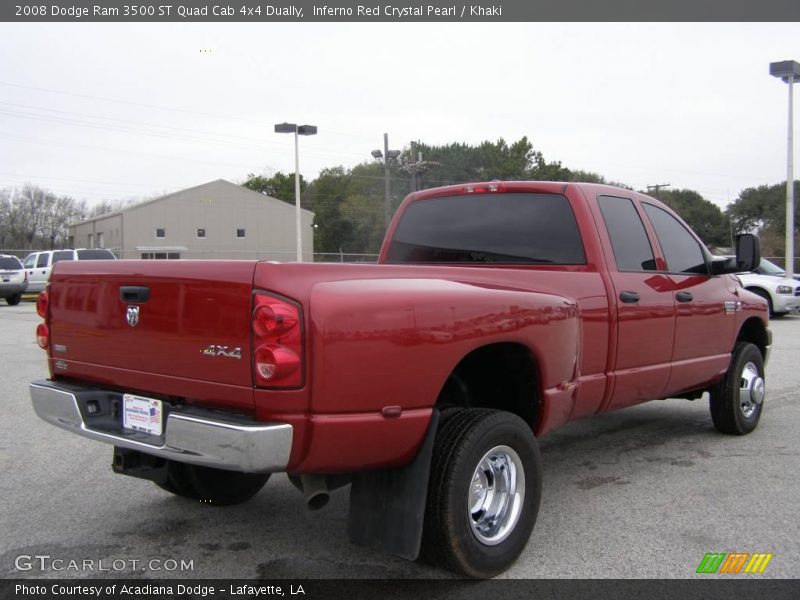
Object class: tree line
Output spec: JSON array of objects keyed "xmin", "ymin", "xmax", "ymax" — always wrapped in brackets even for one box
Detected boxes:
[
  {"xmin": 0, "ymin": 185, "xmax": 133, "ymax": 252},
  {"xmin": 2, "ymin": 136, "xmax": 796, "ymax": 258},
  {"xmin": 245, "ymin": 137, "xmax": 741, "ymax": 255}
]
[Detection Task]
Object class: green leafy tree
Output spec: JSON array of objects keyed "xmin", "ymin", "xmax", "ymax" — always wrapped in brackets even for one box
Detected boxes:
[
  {"xmin": 242, "ymin": 171, "xmax": 307, "ymax": 205},
  {"xmin": 652, "ymin": 189, "xmax": 730, "ymax": 247},
  {"xmin": 727, "ymin": 181, "xmax": 800, "ymax": 255}
]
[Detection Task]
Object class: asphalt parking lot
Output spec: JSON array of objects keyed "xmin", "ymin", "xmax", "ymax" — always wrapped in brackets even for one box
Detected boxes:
[{"xmin": 1, "ymin": 301, "xmax": 798, "ymax": 579}]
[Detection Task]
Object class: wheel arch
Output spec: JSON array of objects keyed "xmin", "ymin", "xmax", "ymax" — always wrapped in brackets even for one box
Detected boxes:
[
  {"xmin": 736, "ymin": 316, "xmax": 769, "ymax": 361},
  {"xmin": 745, "ymin": 285, "xmax": 774, "ymax": 305},
  {"xmin": 435, "ymin": 342, "xmax": 542, "ymax": 431}
]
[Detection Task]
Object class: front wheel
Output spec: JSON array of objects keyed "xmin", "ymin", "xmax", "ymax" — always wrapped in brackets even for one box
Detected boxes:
[
  {"xmin": 709, "ymin": 342, "xmax": 765, "ymax": 435},
  {"xmin": 421, "ymin": 409, "xmax": 542, "ymax": 578},
  {"xmin": 6, "ymin": 293, "xmax": 21, "ymax": 306}
]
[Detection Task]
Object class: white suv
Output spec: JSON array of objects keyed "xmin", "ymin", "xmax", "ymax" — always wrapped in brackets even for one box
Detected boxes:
[
  {"xmin": 22, "ymin": 248, "xmax": 116, "ymax": 293},
  {"xmin": 737, "ymin": 271, "xmax": 800, "ymax": 317},
  {"xmin": 22, "ymin": 250, "xmax": 78, "ymax": 294},
  {"xmin": 0, "ymin": 254, "xmax": 28, "ymax": 305}
]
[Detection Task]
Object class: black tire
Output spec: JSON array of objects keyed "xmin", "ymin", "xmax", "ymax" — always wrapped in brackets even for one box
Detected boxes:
[
  {"xmin": 421, "ymin": 408, "xmax": 542, "ymax": 578},
  {"xmin": 6, "ymin": 293, "xmax": 21, "ymax": 306},
  {"xmin": 709, "ymin": 342, "xmax": 765, "ymax": 435},
  {"xmin": 155, "ymin": 461, "xmax": 200, "ymax": 500},
  {"xmin": 748, "ymin": 288, "xmax": 775, "ymax": 317},
  {"xmin": 155, "ymin": 460, "xmax": 269, "ymax": 506}
]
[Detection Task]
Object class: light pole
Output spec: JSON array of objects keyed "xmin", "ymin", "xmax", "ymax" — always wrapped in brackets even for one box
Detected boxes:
[
  {"xmin": 275, "ymin": 122, "xmax": 317, "ymax": 262},
  {"xmin": 769, "ymin": 60, "xmax": 800, "ymax": 278},
  {"xmin": 371, "ymin": 133, "xmax": 401, "ymax": 228}
]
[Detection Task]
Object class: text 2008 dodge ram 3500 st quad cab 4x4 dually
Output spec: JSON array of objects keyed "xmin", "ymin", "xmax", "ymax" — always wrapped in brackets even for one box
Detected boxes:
[{"xmin": 30, "ymin": 181, "xmax": 770, "ymax": 578}]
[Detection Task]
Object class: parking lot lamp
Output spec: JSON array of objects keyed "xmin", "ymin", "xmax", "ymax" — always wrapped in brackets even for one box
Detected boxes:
[
  {"xmin": 275, "ymin": 122, "xmax": 318, "ymax": 262},
  {"xmin": 769, "ymin": 60, "xmax": 800, "ymax": 277}
]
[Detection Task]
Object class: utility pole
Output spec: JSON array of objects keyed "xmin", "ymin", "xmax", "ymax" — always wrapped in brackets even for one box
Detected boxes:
[
  {"xmin": 370, "ymin": 134, "xmax": 400, "ymax": 228},
  {"xmin": 410, "ymin": 142, "xmax": 418, "ymax": 192},
  {"xmin": 647, "ymin": 183, "xmax": 671, "ymax": 206},
  {"xmin": 401, "ymin": 141, "xmax": 441, "ymax": 193}
]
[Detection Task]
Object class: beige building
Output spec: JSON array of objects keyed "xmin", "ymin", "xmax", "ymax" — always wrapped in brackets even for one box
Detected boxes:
[{"xmin": 69, "ymin": 179, "xmax": 314, "ymax": 261}]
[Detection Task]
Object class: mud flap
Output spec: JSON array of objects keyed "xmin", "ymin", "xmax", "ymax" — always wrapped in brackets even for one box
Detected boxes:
[{"xmin": 346, "ymin": 410, "xmax": 439, "ymax": 561}]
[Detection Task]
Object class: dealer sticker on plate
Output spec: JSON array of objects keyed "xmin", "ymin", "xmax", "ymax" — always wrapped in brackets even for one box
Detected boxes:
[{"xmin": 123, "ymin": 394, "xmax": 163, "ymax": 436}]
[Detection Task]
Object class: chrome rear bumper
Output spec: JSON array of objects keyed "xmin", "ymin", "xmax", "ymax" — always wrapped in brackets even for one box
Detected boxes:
[{"xmin": 30, "ymin": 380, "xmax": 292, "ymax": 473}]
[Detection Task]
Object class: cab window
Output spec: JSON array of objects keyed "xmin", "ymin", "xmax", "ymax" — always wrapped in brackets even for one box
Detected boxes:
[
  {"xmin": 36, "ymin": 253, "xmax": 50, "ymax": 268},
  {"xmin": 597, "ymin": 195, "xmax": 657, "ymax": 272},
  {"xmin": 642, "ymin": 203, "xmax": 708, "ymax": 275}
]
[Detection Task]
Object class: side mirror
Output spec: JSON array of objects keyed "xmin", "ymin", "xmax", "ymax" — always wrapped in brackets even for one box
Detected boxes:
[
  {"xmin": 709, "ymin": 233, "xmax": 761, "ymax": 275},
  {"xmin": 735, "ymin": 233, "xmax": 761, "ymax": 273}
]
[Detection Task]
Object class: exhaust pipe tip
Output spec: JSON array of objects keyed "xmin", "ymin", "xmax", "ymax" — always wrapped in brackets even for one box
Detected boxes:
[
  {"xmin": 300, "ymin": 474, "xmax": 330, "ymax": 511},
  {"xmin": 306, "ymin": 491, "xmax": 330, "ymax": 510}
]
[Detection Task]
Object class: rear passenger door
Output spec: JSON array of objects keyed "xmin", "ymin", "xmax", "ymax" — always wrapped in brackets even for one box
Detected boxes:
[
  {"xmin": 595, "ymin": 195, "xmax": 676, "ymax": 409},
  {"xmin": 640, "ymin": 202, "xmax": 735, "ymax": 395}
]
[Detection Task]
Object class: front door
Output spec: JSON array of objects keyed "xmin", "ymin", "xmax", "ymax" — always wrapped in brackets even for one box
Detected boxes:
[{"xmin": 639, "ymin": 202, "xmax": 736, "ymax": 394}]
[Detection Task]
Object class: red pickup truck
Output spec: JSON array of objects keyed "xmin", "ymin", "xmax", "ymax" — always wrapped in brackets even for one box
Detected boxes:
[{"xmin": 30, "ymin": 181, "xmax": 769, "ymax": 578}]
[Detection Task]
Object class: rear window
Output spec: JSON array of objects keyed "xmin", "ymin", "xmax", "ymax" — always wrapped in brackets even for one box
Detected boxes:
[
  {"xmin": 77, "ymin": 249, "xmax": 115, "ymax": 260},
  {"xmin": 0, "ymin": 257, "xmax": 22, "ymax": 270},
  {"xmin": 386, "ymin": 193, "xmax": 586, "ymax": 265}
]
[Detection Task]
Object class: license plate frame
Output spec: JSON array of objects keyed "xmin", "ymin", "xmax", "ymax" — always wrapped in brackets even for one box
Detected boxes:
[{"xmin": 122, "ymin": 394, "xmax": 163, "ymax": 436}]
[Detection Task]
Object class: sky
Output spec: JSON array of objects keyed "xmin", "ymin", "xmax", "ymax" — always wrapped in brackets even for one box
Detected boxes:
[{"xmin": 0, "ymin": 22, "xmax": 797, "ymax": 210}]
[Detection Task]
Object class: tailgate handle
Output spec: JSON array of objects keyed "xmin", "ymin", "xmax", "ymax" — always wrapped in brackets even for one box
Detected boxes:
[{"xmin": 120, "ymin": 286, "xmax": 150, "ymax": 303}]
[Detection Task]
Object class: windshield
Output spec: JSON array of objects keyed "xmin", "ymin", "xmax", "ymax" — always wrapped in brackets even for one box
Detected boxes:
[{"xmin": 758, "ymin": 258, "xmax": 786, "ymax": 275}]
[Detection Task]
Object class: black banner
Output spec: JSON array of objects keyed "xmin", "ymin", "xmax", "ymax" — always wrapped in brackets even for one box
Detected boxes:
[
  {"xmin": 3, "ymin": 0, "xmax": 800, "ymax": 22},
  {"xmin": 3, "ymin": 579, "xmax": 800, "ymax": 600}
]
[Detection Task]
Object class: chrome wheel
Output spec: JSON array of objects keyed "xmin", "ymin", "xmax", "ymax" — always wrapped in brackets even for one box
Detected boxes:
[
  {"xmin": 468, "ymin": 445, "xmax": 525, "ymax": 546},
  {"xmin": 739, "ymin": 361, "xmax": 764, "ymax": 419}
]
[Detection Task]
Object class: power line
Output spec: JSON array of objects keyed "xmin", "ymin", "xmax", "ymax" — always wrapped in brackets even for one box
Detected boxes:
[{"xmin": 0, "ymin": 80, "xmax": 384, "ymax": 144}]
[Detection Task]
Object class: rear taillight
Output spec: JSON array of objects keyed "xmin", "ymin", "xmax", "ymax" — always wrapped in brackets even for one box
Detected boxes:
[
  {"xmin": 36, "ymin": 323, "xmax": 49, "ymax": 349},
  {"xmin": 36, "ymin": 290, "xmax": 48, "ymax": 319},
  {"xmin": 252, "ymin": 293, "xmax": 303, "ymax": 388},
  {"xmin": 35, "ymin": 290, "xmax": 50, "ymax": 350}
]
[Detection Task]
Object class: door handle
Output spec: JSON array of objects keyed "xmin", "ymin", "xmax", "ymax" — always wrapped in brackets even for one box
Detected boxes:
[
  {"xmin": 120, "ymin": 286, "xmax": 150, "ymax": 303},
  {"xmin": 619, "ymin": 291, "xmax": 640, "ymax": 303},
  {"xmin": 676, "ymin": 291, "xmax": 694, "ymax": 303}
]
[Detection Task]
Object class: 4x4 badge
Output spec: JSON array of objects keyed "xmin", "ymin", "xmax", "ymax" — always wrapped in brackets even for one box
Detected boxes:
[
  {"xmin": 202, "ymin": 344, "xmax": 242, "ymax": 360},
  {"xmin": 126, "ymin": 305, "xmax": 140, "ymax": 327}
]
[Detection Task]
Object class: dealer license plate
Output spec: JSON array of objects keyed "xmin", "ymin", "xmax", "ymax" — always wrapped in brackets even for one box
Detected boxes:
[{"xmin": 122, "ymin": 394, "xmax": 163, "ymax": 436}]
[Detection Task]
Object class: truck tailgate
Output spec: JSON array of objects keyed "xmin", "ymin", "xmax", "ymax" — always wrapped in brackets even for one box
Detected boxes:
[{"xmin": 48, "ymin": 260, "xmax": 257, "ymax": 410}]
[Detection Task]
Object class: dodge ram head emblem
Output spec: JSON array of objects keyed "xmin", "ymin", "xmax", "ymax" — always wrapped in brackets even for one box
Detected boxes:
[{"xmin": 126, "ymin": 306, "xmax": 140, "ymax": 327}]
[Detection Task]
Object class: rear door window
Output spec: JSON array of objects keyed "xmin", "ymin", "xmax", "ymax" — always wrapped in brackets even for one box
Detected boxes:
[
  {"xmin": 77, "ymin": 249, "xmax": 115, "ymax": 260},
  {"xmin": 53, "ymin": 251, "xmax": 75, "ymax": 263},
  {"xmin": 386, "ymin": 193, "xmax": 586, "ymax": 264},
  {"xmin": 597, "ymin": 195, "xmax": 657, "ymax": 272}
]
